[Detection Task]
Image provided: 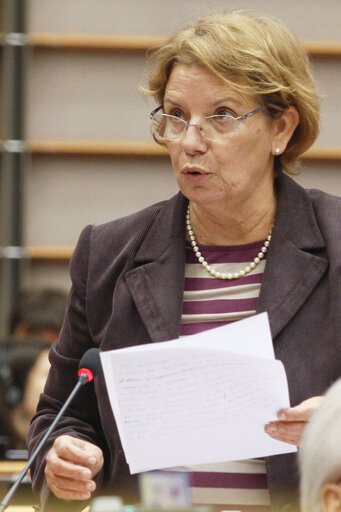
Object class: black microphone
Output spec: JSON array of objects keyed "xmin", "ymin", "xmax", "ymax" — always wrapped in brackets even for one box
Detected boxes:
[{"xmin": 0, "ymin": 347, "xmax": 102, "ymax": 512}]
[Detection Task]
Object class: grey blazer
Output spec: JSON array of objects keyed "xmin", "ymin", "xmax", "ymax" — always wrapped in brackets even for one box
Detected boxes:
[{"xmin": 27, "ymin": 173, "xmax": 341, "ymax": 512}]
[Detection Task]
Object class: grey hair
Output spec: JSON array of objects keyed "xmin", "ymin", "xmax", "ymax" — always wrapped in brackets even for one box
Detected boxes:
[{"xmin": 299, "ymin": 378, "xmax": 341, "ymax": 512}]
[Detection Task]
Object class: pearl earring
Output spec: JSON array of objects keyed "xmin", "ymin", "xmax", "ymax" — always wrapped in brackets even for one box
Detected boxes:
[{"xmin": 275, "ymin": 148, "xmax": 281, "ymax": 154}]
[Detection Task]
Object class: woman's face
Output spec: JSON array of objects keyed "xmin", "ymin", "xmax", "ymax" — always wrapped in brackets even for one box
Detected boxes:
[{"xmin": 164, "ymin": 65, "xmax": 279, "ymax": 209}]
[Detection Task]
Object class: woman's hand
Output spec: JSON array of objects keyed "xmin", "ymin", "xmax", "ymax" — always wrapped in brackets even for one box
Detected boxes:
[
  {"xmin": 45, "ymin": 434, "xmax": 104, "ymax": 501},
  {"xmin": 264, "ymin": 396, "xmax": 323, "ymax": 446}
]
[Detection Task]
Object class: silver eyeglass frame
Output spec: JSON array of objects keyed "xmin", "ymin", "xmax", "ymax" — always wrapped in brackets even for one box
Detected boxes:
[{"xmin": 149, "ymin": 105, "xmax": 266, "ymax": 142}]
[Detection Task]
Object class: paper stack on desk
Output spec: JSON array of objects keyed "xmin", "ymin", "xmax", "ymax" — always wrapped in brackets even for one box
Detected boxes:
[{"xmin": 100, "ymin": 313, "xmax": 296, "ymax": 474}]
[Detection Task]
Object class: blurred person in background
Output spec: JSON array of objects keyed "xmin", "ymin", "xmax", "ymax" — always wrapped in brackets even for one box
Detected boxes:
[
  {"xmin": 0, "ymin": 339, "xmax": 50, "ymax": 454},
  {"xmin": 27, "ymin": 10, "xmax": 341, "ymax": 512},
  {"xmin": 299, "ymin": 378, "xmax": 341, "ymax": 512},
  {"xmin": 9, "ymin": 288, "xmax": 68, "ymax": 344}
]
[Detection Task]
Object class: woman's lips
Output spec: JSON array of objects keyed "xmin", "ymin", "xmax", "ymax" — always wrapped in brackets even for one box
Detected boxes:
[{"xmin": 181, "ymin": 166, "xmax": 211, "ymax": 180}]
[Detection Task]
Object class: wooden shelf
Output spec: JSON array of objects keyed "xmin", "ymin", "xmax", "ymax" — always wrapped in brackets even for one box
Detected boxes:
[
  {"xmin": 28, "ymin": 33, "xmax": 164, "ymax": 52},
  {"xmin": 23, "ymin": 34, "xmax": 341, "ymax": 57},
  {"xmin": 303, "ymin": 146, "xmax": 341, "ymax": 160},
  {"xmin": 28, "ymin": 140, "xmax": 168, "ymax": 156},
  {"xmin": 26, "ymin": 140, "xmax": 341, "ymax": 161},
  {"xmin": 26, "ymin": 246, "xmax": 74, "ymax": 260},
  {"xmin": 303, "ymin": 40, "xmax": 341, "ymax": 57},
  {"xmin": 1, "ymin": 33, "xmax": 341, "ymax": 57}
]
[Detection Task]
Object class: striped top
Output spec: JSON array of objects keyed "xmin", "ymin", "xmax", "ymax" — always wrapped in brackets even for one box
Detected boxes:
[
  {"xmin": 175, "ymin": 241, "xmax": 270, "ymax": 511},
  {"xmin": 180, "ymin": 241, "xmax": 266, "ymax": 336}
]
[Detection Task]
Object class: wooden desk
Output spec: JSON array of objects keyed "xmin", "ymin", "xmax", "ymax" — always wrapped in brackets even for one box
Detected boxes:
[
  {"xmin": 0, "ymin": 461, "xmax": 27, "ymax": 475},
  {"xmin": 0, "ymin": 461, "xmax": 33, "ymax": 510},
  {"xmin": 3, "ymin": 506, "xmax": 90, "ymax": 511},
  {"xmin": 0, "ymin": 460, "xmax": 30, "ymax": 489},
  {"xmin": 6, "ymin": 508, "xmax": 35, "ymax": 511},
  {"xmin": 0, "ymin": 463, "xmax": 89, "ymax": 511},
  {"xmin": 5, "ymin": 508, "xmax": 90, "ymax": 512}
]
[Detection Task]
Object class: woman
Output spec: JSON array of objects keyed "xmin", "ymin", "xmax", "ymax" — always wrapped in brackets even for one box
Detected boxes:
[
  {"xmin": 300, "ymin": 378, "xmax": 341, "ymax": 512},
  {"xmin": 27, "ymin": 11, "xmax": 341, "ymax": 512}
]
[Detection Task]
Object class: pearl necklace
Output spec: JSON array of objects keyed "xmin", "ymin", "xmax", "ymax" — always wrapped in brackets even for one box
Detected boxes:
[{"xmin": 186, "ymin": 205, "xmax": 272, "ymax": 280}]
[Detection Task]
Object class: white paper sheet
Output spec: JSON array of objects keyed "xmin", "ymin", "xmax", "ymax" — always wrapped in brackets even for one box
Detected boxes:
[
  {"xmin": 176, "ymin": 312, "xmax": 275, "ymax": 359},
  {"xmin": 116, "ymin": 312, "xmax": 274, "ymax": 359},
  {"xmin": 100, "ymin": 313, "xmax": 296, "ymax": 474}
]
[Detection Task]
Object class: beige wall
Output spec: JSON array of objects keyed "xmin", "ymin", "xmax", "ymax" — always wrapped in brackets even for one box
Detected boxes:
[
  {"xmin": 27, "ymin": 0, "xmax": 341, "ymax": 40},
  {"xmin": 22, "ymin": 0, "xmax": 341, "ymax": 290}
]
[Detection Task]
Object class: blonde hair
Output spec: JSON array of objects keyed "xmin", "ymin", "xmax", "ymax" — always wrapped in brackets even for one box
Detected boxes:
[
  {"xmin": 143, "ymin": 11, "xmax": 320, "ymax": 174},
  {"xmin": 299, "ymin": 379, "xmax": 341, "ymax": 512}
]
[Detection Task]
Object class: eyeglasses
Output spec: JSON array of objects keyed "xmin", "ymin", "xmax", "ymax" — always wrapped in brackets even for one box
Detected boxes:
[{"xmin": 149, "ymin": 105, "xmax": 266, "ymax": 143}]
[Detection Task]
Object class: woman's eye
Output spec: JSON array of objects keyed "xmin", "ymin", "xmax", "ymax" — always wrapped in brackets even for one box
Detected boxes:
[
  {"xmin": 169, "ymin": 109, "xmax": 185, "ymax": 119},
  {"xmin": 215, "ymin": 108, "xmax": 235, "ymax": 119}
]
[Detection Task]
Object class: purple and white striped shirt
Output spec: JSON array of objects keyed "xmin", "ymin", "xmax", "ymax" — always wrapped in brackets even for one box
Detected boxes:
[
  {"xmin": 180, "ymin": 241, "xmax": 266, "ymax": 336},
  {"xmin": 172, "ymin": 241, "xmax": 270, "ymax": 511}
]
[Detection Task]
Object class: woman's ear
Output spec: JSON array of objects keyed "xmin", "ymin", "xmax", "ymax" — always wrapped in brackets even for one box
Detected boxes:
[
  {"xmin": 271, "ymin": 106, "xmax": 300, "ymax": 156},
  {"xmin": 320, "ymin": 483, "xmax": 341, "ymax": 512}
]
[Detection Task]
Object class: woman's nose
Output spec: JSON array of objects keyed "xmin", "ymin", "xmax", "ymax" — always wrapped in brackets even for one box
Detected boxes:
[{"xmin": 181, "ymin": 123, "xmax": 208, "ymax": 154}]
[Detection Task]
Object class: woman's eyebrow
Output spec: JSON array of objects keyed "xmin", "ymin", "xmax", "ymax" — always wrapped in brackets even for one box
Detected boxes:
[
  {"xmin": 163, "ymin": 97, "xmax": 180, "ymax": 106},
  {"xmin": 209, "ymin": 96, "xmax": 243, "ymax": 108},
  {"xmin": 163, "ymin": 96, "xmax": 243, "ymax": 108}
]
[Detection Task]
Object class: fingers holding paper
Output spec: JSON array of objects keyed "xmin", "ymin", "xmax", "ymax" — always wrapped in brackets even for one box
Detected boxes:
[
  {"xmin": 45, "ymin": 434, "xmax": 104, "ymax": 500},
  {"xmin": 264, "ymin": 419, "xmax": 306, "ymax": 446},
  {"xmin": 264, "ymin": 396, "xmax": 323, "ymax": 446}
]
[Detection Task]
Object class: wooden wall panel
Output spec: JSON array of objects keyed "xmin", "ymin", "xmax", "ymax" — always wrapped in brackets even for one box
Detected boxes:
[
  {"xmin": 27, "ymin": 0, "xmax": 341, "ymax": 40},
  {"xmin": 14, "ymin": 0, "xmax": 341, "ymax": 290},
  {"xmin": 24, "ymin": 156, "xmax": 177, "ymax": 246}
]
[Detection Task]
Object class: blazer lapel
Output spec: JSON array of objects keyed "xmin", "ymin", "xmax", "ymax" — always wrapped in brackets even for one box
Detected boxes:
[
  {"xmin": 126, "ymin": 175, "xmax": 328, "ymax": 343},
  {"xmin": 257, "ymin": 174, "xmax": 328, "ymax": 338},
  {"xmin": 125, "ymin": 192, "xmax": 188, "ymax": 342}
]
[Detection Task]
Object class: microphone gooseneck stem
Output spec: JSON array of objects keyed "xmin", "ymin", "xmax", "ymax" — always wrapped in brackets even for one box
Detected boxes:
[{"xmin": 0, "ymin": 373, "xmax": 88, "ymax": 512}]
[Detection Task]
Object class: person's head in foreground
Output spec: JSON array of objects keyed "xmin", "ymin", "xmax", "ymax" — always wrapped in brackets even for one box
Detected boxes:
[{"xmin": 300, "ymin": 378, "xmax": 341, "ymax": 512}]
